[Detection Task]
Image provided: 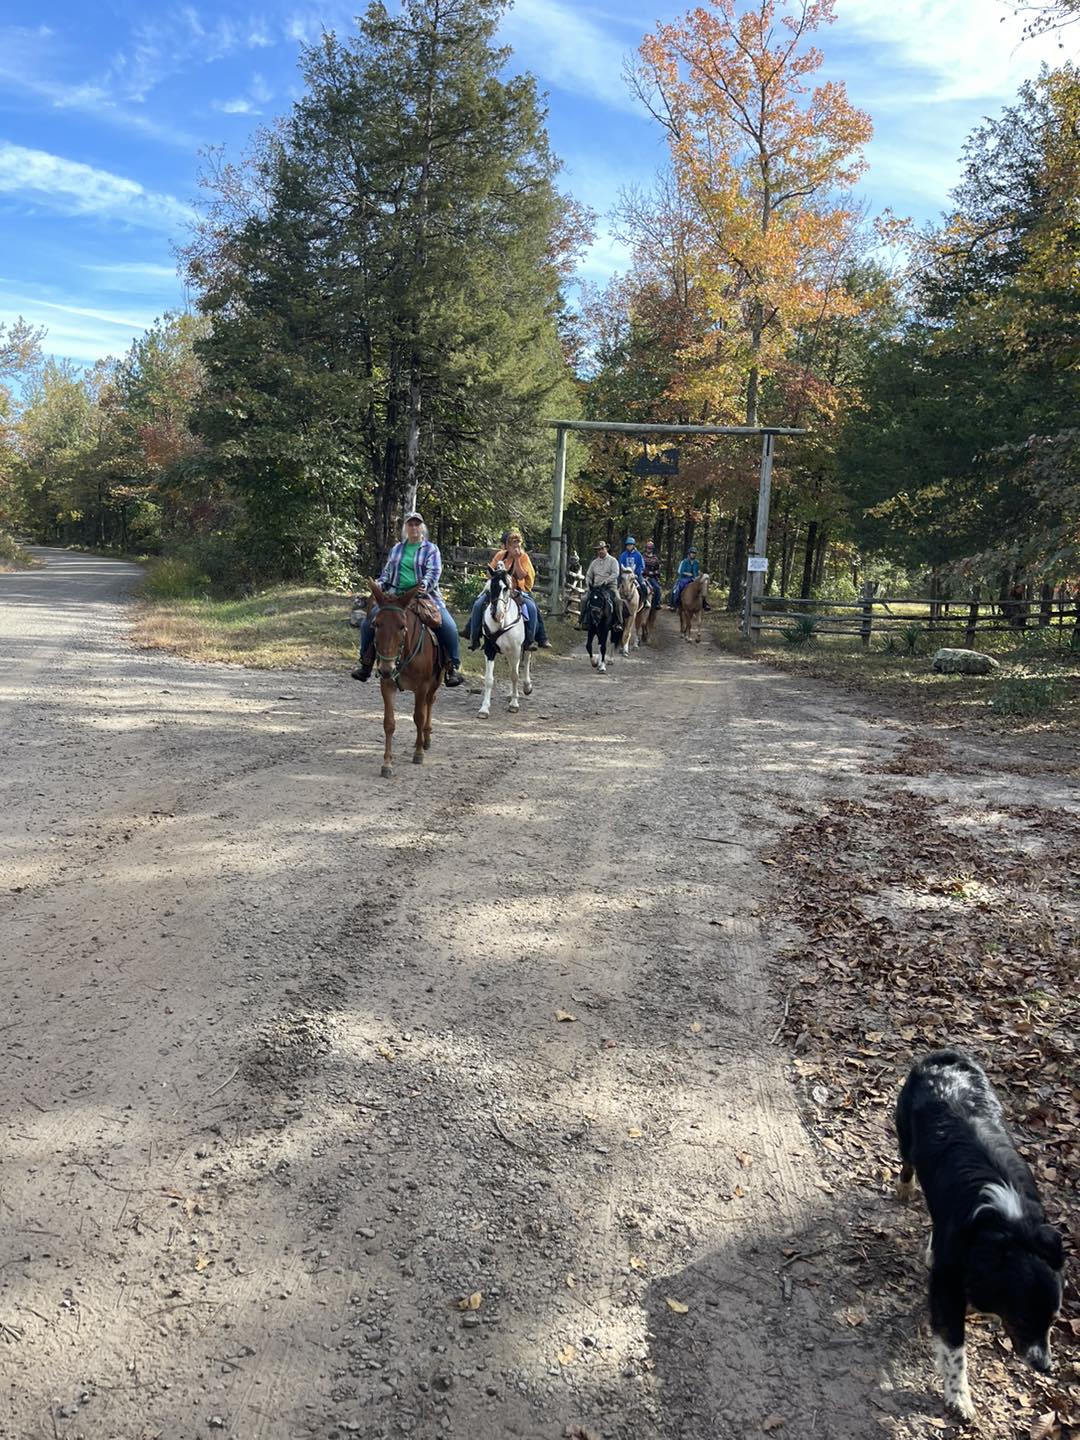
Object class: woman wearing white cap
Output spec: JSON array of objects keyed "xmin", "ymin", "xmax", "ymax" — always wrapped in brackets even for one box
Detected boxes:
[{"xmin": 353, "ymin": 512, "xmax": 463, "ymax": 686}]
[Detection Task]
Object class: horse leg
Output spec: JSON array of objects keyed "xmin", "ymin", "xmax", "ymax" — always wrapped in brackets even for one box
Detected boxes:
[
  {"xmin": 423, "ymin": 686, "xmax": 434, "ymax": 749},
  {"xmin": 380, "ymin": 681, "xmax": 395, "ymax": 778},
  {"xmin": 588, "ymin": 629, "xmax": 599, "ymax": 668},
  {"xmin": 522, "ymin": 649, "xmax": 533, "ymax": 697},
  {"xmin": 478, "ymin": 653, "xmax": 496, "ymax": 718},
  {"xmin": 411, "ymin": 688, "xmax": 425, "ymax": 764},
  {"xmin": 507, "ymin": 641, "xmax": 521, "ymax": 712},
  {"xmin": 598, "ymin": 626, "xmax": 607, "ymax": 674},
  {"xmin": 621, "ymin": 609, "xmax": 631, "ymax": 657}
]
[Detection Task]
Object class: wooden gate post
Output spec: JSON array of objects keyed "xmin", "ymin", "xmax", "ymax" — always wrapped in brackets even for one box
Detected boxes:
[
  {"xmin": 548, "ymin": 425, "xmax": 567, "ymax": 616},
  {"xmin": 860, "ymin": 581, "xmax": 874, "ymax": 648},
  {"xmin": 745, "ymin": 430, "xmax": 775, "ymax": 635}
]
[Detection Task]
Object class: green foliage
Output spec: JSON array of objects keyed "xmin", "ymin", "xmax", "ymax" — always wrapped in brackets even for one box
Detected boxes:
[
  {"xmin": 781, "ymin": 613, "xmax": 820, "ymax": 646},
  {"xmin": 442, "ymin": 569, "xmax": 485, "ymax": 614},
  {"xmin": 0, "ymin": 530, "xmax": 34, "ymax": 568},
  {"xmin": 989, "ymin": 676, "xmax": 1065, "ymax": 715},
  {"xmin": 141, "ymin": 558, "xmax": 212, "ymax": 600}
]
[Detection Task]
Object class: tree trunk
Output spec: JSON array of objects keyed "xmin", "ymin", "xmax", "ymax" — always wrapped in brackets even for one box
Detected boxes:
[
  {"xmin": 1039, "ymin": 581, "xmax": 1053, "ymax": 627},
  {"xmin": 799, "ymin": 519, "xmax": 818, "ymax": 600},
  {"xmin": 726, "ymin": 516, "xmax": 747, "ymax": 612},
  {"xmin": 812, "ymin": 527, "xmax": 828, "ymax": 588},
  {"xmin": 664, "ymin": 508, "xmax": 675, "ymax": 579},
  {"xmin": 702, "ymin": 493, "xmax": 712, "ymax": 571},
  {"xmin": 682, "ymin": 511, "xmax": 695, "ymax": 558}
]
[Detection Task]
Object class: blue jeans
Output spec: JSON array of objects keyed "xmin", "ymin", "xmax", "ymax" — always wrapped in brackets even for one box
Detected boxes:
[{"xmin": 360, "ymin": 597, "xmax": 460, "ymax": 667}]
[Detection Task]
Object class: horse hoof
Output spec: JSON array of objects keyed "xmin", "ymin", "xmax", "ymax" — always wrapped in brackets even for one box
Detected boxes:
[
  {"xmin": 523, "ymin": 682, "xmax": 533, "ymax": 696},
  {"xmin": 508, "ymin": 700, "xmax": 519, "ymax": 712},
  {"xmin": 598, "ymin": 663, "xmax": 606, "ymax": 674},
  {"xmin": 478, "ymin": 708, "xmax": 490, "ymax": 719},
  {"xmin": 590, "ymin": 655, "xmax": 599, "ymax": 668},
  {"xmin": 380, "ymin": 765, "xmax": 393, "ymax": 779},
  {"xmin": 413, "ymin": 751, "xmax": 424, "ymax": 765}
]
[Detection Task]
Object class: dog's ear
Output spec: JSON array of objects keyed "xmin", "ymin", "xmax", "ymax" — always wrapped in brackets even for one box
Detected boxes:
[{"xmin": 1032, "ymin": 1224, "xmax": 1064, "ymax": 1269}]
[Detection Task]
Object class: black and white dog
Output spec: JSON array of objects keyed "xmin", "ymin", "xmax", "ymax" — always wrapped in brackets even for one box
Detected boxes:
[{"xmin": 896, "ymin": 1049, "xmax": 1064, "ymax": 1420}]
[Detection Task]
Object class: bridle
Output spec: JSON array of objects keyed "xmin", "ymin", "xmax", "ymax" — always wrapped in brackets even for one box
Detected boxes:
[
  {"xmin": 484, "ymin": 570, "xmax": 524, "ymax": 643},
  {"xmin": 374, "ymin": 603, "xmax": 428, "ymax": 688}
]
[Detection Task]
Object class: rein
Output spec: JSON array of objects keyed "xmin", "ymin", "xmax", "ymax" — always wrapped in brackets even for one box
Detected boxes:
[
  {"xmin": 374, "ymin": 603, "xmax": 430, "ymax": 688},
  {"xmin": 484, "ymin": 584, "xmax": 524, "ymax": 644}
]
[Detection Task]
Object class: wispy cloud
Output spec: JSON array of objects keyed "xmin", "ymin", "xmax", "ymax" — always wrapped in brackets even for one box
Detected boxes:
[
  {"xmin": 213, "ymin": 68, "xmax": 273, "ymax": 115},
  {"xmin": 0, "ymin": 293, "xmax": 165, "ymax": 365},
  {"xmin": 83, "ymin": 261, "xmax": 180, "ymax": 289},
  {"xmin": 498, "ymin": 0, "xmax": 642, "ymax": 114},
  {"xmin": 0, "ymin": 143, "xmax": 194, "ymax": 233},
  {"xmin": 838, "ymin": 0, "xmax": 1064, "ymax": 105}
]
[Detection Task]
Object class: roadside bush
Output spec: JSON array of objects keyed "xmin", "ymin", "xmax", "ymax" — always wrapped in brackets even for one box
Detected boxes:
[
  {"xmin": 781, "ymin": 614, "xmax": 819, "ymax": 646},
  {"xmin": 881, "ymin": 623, "xmax": 926, "ymax": 656},
  {"xmin": 444, "ymin": 569, "xmax": 485, "ymax": 616},
  {"xmin": 989, "ymin": 677, "xmax": 1063, "ymax": 716},
  {"xmin": 141, "ymin": 557, "xmax": 211, "ymax": 600},
  {"xmin": 0, "ymin": 530, "xmax": 34, "ymax": 568}
]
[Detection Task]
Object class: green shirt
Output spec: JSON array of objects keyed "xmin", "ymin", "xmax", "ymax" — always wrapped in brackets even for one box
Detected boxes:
[{"xmin": 398, "ymin": 541, "xmax": 420, "ymax": 591}]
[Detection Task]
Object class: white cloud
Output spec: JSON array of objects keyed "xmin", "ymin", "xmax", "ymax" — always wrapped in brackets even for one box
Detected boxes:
[
  {"xmin": 215, "ymin": 96, "xmax": 258, "ymax": 113},
  {"xmin": 498, "ymin": 0, "xmax": 642, "ymax": 114},
  {"xmin": 0, "ymin": 143, "xmax": 194, "ymax": 233},
  {"xmin": 0, "ymin": 296, "xmax": 162, "ymax": 365},
  {"xmin": 83, "ymin": 261, "xmax": 180, "ymax": 286},
  {"xmin": 837, "ymin": 0, "xmax": 1064, "ymax": 105}
]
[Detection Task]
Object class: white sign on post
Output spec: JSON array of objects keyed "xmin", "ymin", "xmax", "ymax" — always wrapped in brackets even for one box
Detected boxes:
[{"xmin": 746, "ymin": 556, "xmax": 769, "ymax": 573}]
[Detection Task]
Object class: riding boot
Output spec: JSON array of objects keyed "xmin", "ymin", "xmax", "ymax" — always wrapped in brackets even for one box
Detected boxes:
[
  {"xmin": 444, "ymin": 663, "xmax": 464, "ymax": 688},
  {"xmin": 469, "ymin": 633, "xmax": 482, "ymax": 651},
  {"xmin": 351, "ymin": 660, "xmax": 373, "ymax": 682}
]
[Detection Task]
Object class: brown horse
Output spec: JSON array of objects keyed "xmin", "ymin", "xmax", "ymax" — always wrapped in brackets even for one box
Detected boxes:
[
  {"xmin": 370, "ymin": 582, "xmax": 447, "ymax": 778},
  {"xmin": 679, "ymin": 574, "xmax": 710, "ymax": 643}
]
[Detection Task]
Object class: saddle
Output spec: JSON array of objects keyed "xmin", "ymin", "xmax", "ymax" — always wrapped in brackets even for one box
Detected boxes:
[{"xmin": 406, "ymin": 592, "xmax": 442, "ymax": 631}]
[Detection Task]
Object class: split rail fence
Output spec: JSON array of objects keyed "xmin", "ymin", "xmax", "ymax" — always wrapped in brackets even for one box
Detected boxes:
[{"xmin": 749, "ymin": 586, "xmax": 1080, "ymax": 647}]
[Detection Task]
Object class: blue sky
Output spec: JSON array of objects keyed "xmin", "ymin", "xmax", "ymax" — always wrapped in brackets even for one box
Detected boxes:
[{"xmin": 0, "ymin": 0, "xmax": 1065, "ymax": 368}]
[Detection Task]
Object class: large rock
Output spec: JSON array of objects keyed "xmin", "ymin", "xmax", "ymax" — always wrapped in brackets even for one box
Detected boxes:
[{"xmin": 931, "ymin": 647, "xmax": 1000, "ymax": 675}]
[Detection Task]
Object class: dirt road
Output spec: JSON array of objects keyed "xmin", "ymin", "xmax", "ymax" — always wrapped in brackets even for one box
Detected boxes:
[{"xmin": 0, "ymin": 549, "xmax": 1011, "ymax": 1439}]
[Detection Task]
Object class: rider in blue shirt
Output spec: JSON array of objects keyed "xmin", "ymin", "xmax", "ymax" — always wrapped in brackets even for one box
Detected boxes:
[{"xmin": 619, "ymin": 535, "xmax": 645, "ymax": 578}]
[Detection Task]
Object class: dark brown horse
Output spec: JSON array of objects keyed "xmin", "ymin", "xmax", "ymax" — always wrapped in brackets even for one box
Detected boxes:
[{"xmin": 370, "ymin": 582, "xmax": 447, "ymax": 777}]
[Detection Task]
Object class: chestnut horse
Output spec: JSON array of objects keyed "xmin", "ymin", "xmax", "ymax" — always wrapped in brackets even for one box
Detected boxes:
[
  {"xmin": 617, "ymin": 568, "xmax": 642, "ymax": 658},
  {"xmin": 370, "ymin": 581, "xmax": 446, "ymax": 778},
  {"xmin": 679, "ymin": 574, "xmax": 710, "ymax": 643}
]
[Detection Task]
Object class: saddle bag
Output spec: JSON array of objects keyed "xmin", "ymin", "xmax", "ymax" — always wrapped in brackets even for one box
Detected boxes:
[{"xmin": 408, "ymin": 593, "xmax": 442, "ymax": 631}]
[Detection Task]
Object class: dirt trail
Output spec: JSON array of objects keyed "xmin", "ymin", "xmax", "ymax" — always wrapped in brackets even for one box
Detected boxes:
[{"xmin": 1, "ymin": 548, "xmax": 1047, "ymax": 1440}]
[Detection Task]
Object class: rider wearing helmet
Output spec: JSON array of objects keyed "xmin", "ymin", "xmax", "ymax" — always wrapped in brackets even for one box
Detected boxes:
[
  {"xmin": 641, "ymin": 539, "xmax": 663, "ymax": 611},
  {"xmin": 670, "ymin": 548, "xmax": 699, "ymax": 609}
]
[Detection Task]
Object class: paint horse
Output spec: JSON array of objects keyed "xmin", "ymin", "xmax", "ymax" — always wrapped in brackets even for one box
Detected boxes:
[
  {"xmin": 617, "ymin": 567, "xmax": 644, "ymax": 658},
  {"xmin": 679, "ymin": 574, "xmax": 710, "ymax": 643},
  {"xmin": 477, "ymin": 567, "xmax": 532, "ymax": 719},
  {"xmin": 370, "ymin": 581, "xmax": 447, "ymax": 777},
  {"xmin": 583, "ymin": 585, "xmax": 623, "ymax": 674}
]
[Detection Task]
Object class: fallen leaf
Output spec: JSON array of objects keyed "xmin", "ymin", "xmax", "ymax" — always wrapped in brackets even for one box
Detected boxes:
[
  {"xmin": 762, "ymin": 1416, "xmax": 785, "ymax": 1434},
  {"xmin": 665, "ymin": 1297, "xmax": 689, "ymax": 1314},
  {"xmin": 565, "ymin": 1273, "xmax": 575, "ymax": 1289},
  {"xmin": 736, "ymin": 1151, "xmax": 753, "ymax": 1168},
  {"xmin": 555, "ymin": 1010, "xmax": 577, "ymax": 1023},
  {"xmin": 628, "ymin": 1256, "xmax": 646, "ymax": 1271},
  {"xmin": 1030, "ymin": 1413, "xmax": 1059, "ymax": 1440},
  {"xmin": 456, "ymin": 1291, "xmax": 483, "ymax": 1311},
  {"xmin": 556, "ymin": 1344, "xmax": 576, "ymax": 1366},
  {"xmin": 194, "ymin": 1254, "xmax": 212, "ymax": 1273},
  {"xmin": 375, "ymin": 1044, "xmax": 395, "ymax": 1062},
  {"xmin": 627, "ymin": 1126, "xmax": 643, "ymax": 1139},
  {"xmin": 690, "ymin": 1021, "xmax": 702, "ymax": 1034}
]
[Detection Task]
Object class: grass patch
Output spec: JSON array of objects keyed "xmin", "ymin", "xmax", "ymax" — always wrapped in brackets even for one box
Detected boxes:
[
  {"xmin": 0, "ymin": 532, "xmax": 41, "ymax": 572},
  {"xmin": 135, "ymin": 584, "xmax": 581, "ymax": 675},
  {"xmin": 711, "ymin": 611, "xmax": 1080, "ymax": 736}
]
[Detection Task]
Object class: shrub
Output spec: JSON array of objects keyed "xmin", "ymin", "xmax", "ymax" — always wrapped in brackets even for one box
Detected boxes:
[
  {"xmin": 0, "ymin": 530, "xmax": 34, "ymax": 569},
  {"xmin": 141, "ymin": 557, "xmax": 211, "ymax": 600},
  {"xmin": 989, "ymin": 677, "xmax": 1063, "ymax": 716},
  {"xmin": 781, "ymin": 614, "xmax": 819, "ymax": 646},
  {"xmin": 443, "ymin": 568, "xmax": 486, "ymax": 615}
]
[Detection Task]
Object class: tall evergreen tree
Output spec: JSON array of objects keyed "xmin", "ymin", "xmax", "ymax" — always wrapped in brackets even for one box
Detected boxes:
[{"xmin": 187, "ymin": 0, "xmax": 584, "ymax": 580}]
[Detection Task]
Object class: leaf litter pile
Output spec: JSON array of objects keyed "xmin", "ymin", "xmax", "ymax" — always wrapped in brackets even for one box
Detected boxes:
[{"xmin": 771, "ymin": 751, "xmax": 1080, "ymax": 1438}]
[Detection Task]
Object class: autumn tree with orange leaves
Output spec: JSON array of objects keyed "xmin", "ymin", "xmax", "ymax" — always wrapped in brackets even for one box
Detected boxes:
[{"xmin": 631, "ymin": 0, "xmax": 872, "ymax": 428}]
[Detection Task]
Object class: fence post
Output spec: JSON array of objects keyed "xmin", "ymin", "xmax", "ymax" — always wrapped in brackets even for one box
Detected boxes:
[
  {"xmin": 965, "ymin": 589, "xmax": 979, "ymax": 648},
  {"xmin": 860, "ymin": 581, "xmax": 874, "ymax": 648}
]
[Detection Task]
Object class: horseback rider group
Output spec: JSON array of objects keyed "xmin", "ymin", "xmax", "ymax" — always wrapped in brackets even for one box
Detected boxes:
[{"xmin": 353, "ymin": 515, "xmax": 705, "ymax": 682}]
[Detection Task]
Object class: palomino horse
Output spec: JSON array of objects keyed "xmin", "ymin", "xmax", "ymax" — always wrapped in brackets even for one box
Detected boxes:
[
  {"xmin": 679, "ymin": 574, "xmax": 710, "ymax": 643},
  {"xmin": 370, "ymin": 581, "xmax": 446, "ymax": 777},
  {"xmin": 617, "ymin": 568, "xmax": 643, "ymax": 658},
  {"xmin": 583, "ymin": 585, "xmax": 622, "ymax": 674},
  {"xmin": 478, "ymin": 567, "xmax": 532, "ymax": 719}
]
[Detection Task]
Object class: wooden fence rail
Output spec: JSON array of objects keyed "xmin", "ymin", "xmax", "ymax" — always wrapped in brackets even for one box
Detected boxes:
[{"xmin": 750, "ymin": 588, "xmax": 1080, "ymax": 648}]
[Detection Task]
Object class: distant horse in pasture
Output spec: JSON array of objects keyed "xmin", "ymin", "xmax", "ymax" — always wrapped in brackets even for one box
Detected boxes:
[
  {"xmin": 370, "ymin": 581, "xmax": 447, "ymax": 777},
  {"xmin": 477, "ymin": 566, "xmax": 532, "ymax": 719},
  {"xmin": 679, "ymin": 574, "xmax": 710, "ymax": 644},
  {"xmin": 583, "ymin": 585, "xmax": 622, "ymax": 674}
]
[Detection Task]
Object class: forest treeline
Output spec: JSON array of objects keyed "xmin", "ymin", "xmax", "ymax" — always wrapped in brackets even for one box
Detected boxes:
[{"xmin": 1, "ymin": 0, "xmax": 1077, "ymax": 607}]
